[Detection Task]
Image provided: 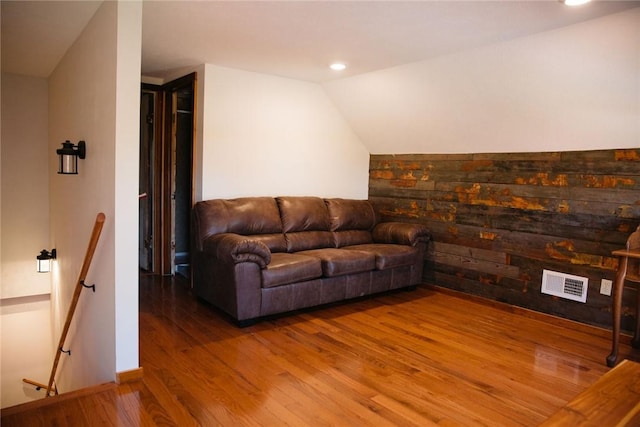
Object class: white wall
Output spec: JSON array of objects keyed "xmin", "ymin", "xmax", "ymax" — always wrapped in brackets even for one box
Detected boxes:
[
  {"xmin": 114, "ymin": 0, "xmax": 142, "ymax": 375},
  {"xmin": 1, "ymin": 73, "xmax": 54, "ymax": 408},
  {"xmin": 1, "ymin": 73, "xmax": 50, "ymax": 298},
  {"xmin": 47, "ymin": 0, "xmax": 141, "ymax": 394},
  {"xmin": 0, "ymin": 296, "xmax": 54, "ymax": 408},
  {"xmin": 324, "ymin": 8, "xmax": 640, "ymax": 154},
  {"xmin": 198, "ymin": 64, "xmax": 370, "ymax": 200}
]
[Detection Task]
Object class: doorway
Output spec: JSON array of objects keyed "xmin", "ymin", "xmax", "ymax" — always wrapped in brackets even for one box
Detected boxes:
[{"xmin": 139, "ymin": 73, "xmax": 196, "ymax": 277}]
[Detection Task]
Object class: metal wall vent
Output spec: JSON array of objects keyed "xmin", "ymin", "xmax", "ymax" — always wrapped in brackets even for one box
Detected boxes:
[{"xmin": 541, "ymin": 269, "xmax": 588, "ymax": 303}]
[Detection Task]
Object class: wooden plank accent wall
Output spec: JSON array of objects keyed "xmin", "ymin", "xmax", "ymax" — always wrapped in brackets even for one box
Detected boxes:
[{"xmin": 369, "ymin": 149, "xmax": 640, "ymax": 331}]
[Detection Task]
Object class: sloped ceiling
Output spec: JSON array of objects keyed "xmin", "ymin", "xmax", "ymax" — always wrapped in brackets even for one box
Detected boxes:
[
  {"xmin": 2, "ymin": 1, "xmax": 638, "ymax": 82},
  {"xmin": 323, "ymin": 8, "xmax": 640, "ymax": 153},
  {"xmin": 1, "ymin": 1, "xmax": 102, "ymax": 78}
]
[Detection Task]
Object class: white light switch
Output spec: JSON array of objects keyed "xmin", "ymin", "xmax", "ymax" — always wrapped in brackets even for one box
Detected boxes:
[{"xmin": 600, "ymin": 279, "xmax": 612, "ymax": 296}]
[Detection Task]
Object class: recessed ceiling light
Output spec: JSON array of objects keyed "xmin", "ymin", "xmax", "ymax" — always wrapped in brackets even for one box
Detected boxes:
[
  {"xmin": 563, "ymin": 0, "xmax": 591, "ymax": 6},
  {"xmin": 330, "ymin": 63, "xmax": 347, "ymax": 71}
]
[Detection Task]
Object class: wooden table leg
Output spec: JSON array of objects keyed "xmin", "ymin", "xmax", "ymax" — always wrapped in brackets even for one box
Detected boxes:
[{"xmin": 607, "ymin": 257, "xmax": 628, "ymax": 367}]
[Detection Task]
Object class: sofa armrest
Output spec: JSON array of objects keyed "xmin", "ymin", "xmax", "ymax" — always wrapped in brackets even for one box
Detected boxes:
[
  {"xmin": 203, "ymin": 233, "xmax": 272, "ymax": 268},
  {"xmin": 372, "ymin": 222, "xmax": 431, "ymax": 246}
]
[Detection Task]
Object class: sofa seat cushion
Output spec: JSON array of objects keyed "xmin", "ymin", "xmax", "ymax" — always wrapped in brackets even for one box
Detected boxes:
[
  {"xmin": 344, "ymin": 244, "xmax": 419, "ymax": 270},
  {"xmin": 262, "ymin": 253, "xmax": 322, "ymax": 288},
  {"xmin": 298, "ymin": 248, "xmax": 375, "ymax": 277}
]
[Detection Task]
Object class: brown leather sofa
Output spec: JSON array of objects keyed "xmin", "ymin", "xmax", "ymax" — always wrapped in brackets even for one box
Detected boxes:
[{"xmin": 192, "ymin": 196, "xmax": 431, "ymax": 324}]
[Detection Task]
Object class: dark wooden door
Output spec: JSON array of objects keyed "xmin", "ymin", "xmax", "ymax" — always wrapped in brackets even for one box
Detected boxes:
[
  {"xmin": 139, "ymin": 73, "xmax": 195, "ymax": 277},
  {"xmin": 170, "ymin": 83, "xmax": 194, "ymax": 277},
  {"xmin": 139, "ymin": 90, "xmax": 157, "ymax": 272}
]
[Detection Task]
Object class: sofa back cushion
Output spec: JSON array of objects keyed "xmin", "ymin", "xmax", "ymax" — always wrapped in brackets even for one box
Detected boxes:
[
  {"xmin": 278, "ymin": 197, "xmax": 330, "ymax": 232},
  {"xmin": 325, "ymin": 198, "xmax": 378, "ymax": 247},
  {"xmin": 326, "ymin": 198, "xmax": 378, "ymax": 231},
  {"xmin": 193, "ymin": 197, "xmax": 286, "ymax": 252},
  {"xmin": 277, "ymin": 197, "xmax": 334, "ymax": 251}
]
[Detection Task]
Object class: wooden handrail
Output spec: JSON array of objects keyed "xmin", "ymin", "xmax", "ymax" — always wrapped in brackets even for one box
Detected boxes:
[{"xmin": 23, "ymin": 213, "xmax": 105, "ymax": 397}]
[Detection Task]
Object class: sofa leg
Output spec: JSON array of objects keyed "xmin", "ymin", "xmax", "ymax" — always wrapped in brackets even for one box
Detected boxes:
[{"xmin": 236, "ymin": 318, "xmax": 258, "ymax": 328}]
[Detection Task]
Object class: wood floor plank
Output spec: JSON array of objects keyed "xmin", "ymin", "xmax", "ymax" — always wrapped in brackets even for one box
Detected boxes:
[{"xmin": 3, "ymin": 275, "xmax": 639, "ymax": 426}]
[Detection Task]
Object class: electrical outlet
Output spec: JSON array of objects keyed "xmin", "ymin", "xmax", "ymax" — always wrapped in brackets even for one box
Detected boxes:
[{"xmin": 600, "ymin": 279, "xmax": 612, "ymax": 296}]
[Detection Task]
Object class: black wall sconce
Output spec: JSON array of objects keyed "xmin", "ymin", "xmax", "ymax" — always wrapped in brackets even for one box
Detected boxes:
[
  {"xmin": 37, "ymin": 249, "xmax": 57, "ymax": 273},
  {"xmin": 56, "ymin": 140, "xmax": 86, "ymax": 174}
]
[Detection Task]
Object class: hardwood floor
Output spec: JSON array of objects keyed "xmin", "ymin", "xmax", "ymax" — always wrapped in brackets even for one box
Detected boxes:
[{"xmin": 2, "ymin": 275, "xmax": 639, "ymax": 426}]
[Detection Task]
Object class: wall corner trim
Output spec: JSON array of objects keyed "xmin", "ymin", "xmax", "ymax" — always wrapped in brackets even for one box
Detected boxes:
[{"xmin": 115, "ymin": 367, "xmax": 144, "ymax": 384}]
